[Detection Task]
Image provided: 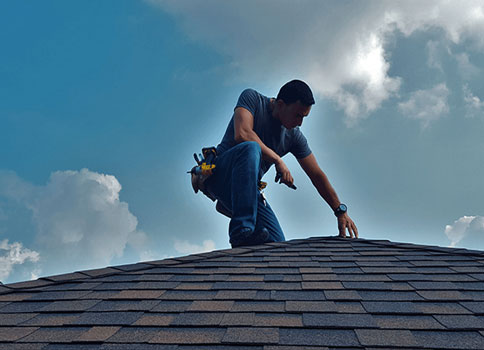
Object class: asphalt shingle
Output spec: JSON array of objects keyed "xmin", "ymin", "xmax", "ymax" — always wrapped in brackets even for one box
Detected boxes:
[{"xmin": 1, "ymin": 236, "xmax": 484, "ymax": 349}]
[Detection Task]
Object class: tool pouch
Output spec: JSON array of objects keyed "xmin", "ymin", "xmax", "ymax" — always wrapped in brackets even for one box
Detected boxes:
[{"xmin": 189, "ymin": 147, "xmax": 217, "ymax": 202}]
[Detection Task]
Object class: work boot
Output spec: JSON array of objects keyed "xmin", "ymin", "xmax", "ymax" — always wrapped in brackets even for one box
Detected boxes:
[{"xmin": 230, "ymin": 228, "xmax": 270, "ymax": 248}]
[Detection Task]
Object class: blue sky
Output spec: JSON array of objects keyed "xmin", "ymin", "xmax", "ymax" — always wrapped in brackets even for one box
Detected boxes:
[{"xmin": 1, "ymin": 0, "xmax": 484, "ymax": 283}]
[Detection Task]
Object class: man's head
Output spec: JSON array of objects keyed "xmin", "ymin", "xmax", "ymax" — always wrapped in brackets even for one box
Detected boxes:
[{"xmin": 274, "ymin": 80, "xmax": 314, "ymax": 129}]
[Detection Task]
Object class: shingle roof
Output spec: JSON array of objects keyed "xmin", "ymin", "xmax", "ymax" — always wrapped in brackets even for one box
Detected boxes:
[{"xmin": 1, "ymin": 236, "xmax": 484, "ymax": 349}]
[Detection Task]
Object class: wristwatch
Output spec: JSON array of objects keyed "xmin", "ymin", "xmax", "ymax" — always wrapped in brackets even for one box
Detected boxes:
[{"xmin": 334, "ymin": 203, "xmax": 347, "ymax": 217}]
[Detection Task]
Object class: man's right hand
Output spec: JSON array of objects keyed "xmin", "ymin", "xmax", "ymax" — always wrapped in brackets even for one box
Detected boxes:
[{"xmin": 275, "ymin": 158, "xmax": 294, "ymax": 188}]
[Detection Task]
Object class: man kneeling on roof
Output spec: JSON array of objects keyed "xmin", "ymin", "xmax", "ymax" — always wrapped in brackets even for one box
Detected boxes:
[{"xmin": 192, "ymin": 80, "xmax": 358, "ymax": 248}]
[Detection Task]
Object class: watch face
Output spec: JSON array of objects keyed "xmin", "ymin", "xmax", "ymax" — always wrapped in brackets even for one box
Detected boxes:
[{"xmin": 339, "ymin": 204, "xmax": 347, "ymax": 212}]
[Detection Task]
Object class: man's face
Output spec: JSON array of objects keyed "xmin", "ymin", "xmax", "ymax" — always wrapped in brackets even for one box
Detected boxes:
[{"xmin": 279, "ymin": 100, "xmax": 312, "ymax": 129}]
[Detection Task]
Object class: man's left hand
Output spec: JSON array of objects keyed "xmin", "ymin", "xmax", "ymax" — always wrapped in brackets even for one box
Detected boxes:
[{"xmin": 337, "ymin": 213, "xmax": 358, "ymax": 238}]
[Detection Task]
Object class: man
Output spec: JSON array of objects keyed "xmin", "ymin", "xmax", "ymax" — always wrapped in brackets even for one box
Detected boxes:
[{"xmin": 201, "ymin": 80, "xmax": 358, "ymax": 247}]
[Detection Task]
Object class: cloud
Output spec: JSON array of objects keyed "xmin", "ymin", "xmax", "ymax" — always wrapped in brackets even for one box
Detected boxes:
[
  {"xmin": 455, "ymin": 53, "xmax": 481, "ymax": 79},
  {"xmin": 463, "ymin": 84, "xmax": 484, "ymax": 117},
  {"xmin": 147, "ymin": 0, "xmax": 484, "ymax": 124},
  {"xmin": 0, "ymin": 169, "xmax": 149, "ymax": 280},
  {"xmin": 0, "ymin": 239, "xmax": 40, "ymax": 281},
  {"xmin": 426, "ymin": 40, "xmax": 445, "ymax": 72},
  {"xmin": 398, "ymin": 83, "xmax": 449, "ymax": 128},
  {"xmin": 445, "ymin": 215, "xmax": 484, "ymax": 248},
  {"xmin": 174, "ymin": 239, "xmax": 216, "ymax": 255}
]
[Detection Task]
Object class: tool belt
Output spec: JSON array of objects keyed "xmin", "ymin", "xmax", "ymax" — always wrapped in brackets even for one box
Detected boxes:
[
  {"xmin": 189, "ymin": 147, "xmax": 217, "ymax": 201},
  {"xmin": 188, "ymin": 146, "xmax": 268, "ymax": 218}
]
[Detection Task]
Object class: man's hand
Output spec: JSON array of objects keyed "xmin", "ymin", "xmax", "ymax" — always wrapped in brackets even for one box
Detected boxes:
[
  {"xmin": 337, "ymin": 213, "xmax": 358, "ymax": 238},
  {"xmin": 275, "ymin": 158, "xmax": 294, "ymax": 188}
]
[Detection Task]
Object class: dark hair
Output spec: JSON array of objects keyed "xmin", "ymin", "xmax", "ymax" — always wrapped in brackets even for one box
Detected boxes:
[{"xmin": 276, "ymin": 79, "xmax": 315, "ymax": 106}]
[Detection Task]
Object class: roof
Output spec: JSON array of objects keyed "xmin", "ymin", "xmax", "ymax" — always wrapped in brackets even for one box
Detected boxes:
[{"xmin": 1, "ymin": 236, "xmax": 484, "ymax": 349}]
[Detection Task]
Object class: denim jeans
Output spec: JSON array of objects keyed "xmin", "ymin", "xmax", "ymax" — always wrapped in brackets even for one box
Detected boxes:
[{"xmin": 205, "ymin": 141, "xmax": 285, "ymax": 246}]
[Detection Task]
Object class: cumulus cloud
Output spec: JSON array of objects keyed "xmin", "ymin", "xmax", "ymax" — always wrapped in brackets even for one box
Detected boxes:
[
  {"xmin": 445, "ymin": 215, "xmax": 484, "ymax": 248},
  {"xmin": 0, "ymin": 169, "xmax": 149, "ymax": 279},
  {"xmin": 463, "ymin": 84, "xmax": 484, "ymax": 117},
  {"xmin": 174, "ymin": 239, "xmax": 216, "ymax": 255},
  {"xmin": 147, "ymin": 0, "xmax": 484, "ymax": 124},
  {"xmin": 0, "ymin": 239, "xmax": 40, "ymax": 281},
  {"xmin": 398, "ymin": 83, "xmax": 449, "ymax": 128}
]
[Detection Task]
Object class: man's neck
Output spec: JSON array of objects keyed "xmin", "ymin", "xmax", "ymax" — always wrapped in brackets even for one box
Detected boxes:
[{"xmin": 270, "ymin": 98, "xmax": 280, "ymax": 121}]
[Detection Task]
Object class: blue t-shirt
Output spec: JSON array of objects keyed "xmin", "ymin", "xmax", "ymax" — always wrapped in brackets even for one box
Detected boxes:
[{"xmin": 216, "ymin": 88, "xmax": 312, "ymax": 176}]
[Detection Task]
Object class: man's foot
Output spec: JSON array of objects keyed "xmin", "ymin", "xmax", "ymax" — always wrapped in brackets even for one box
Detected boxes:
[{"xmin": 230, "ymin": 228, "xmax": 270, "ymax": 248}]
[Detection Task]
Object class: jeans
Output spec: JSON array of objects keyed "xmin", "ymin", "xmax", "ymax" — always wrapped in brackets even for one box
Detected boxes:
[{"xmin": 205, "ymin": 141, "xmax": 285, "ymax": 246}]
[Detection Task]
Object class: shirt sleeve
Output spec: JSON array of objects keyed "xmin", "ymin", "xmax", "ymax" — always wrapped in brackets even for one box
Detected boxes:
[
  {"xmin": 235, "ymin": 88, "xmax": 260, "ymax": 115},
  {"xmin": 290, "ymin": 128, "xmax": 312, "ymax": 159}
]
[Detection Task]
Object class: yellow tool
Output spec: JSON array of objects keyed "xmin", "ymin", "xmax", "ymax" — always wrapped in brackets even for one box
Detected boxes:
[{"xmin": 188, "ymin": 147, "xmax": 217, "ymax": 177}]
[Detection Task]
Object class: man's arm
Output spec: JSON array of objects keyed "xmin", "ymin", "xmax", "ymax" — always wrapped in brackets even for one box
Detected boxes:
[
  {"xmin": 234, "ymin": 107, "xmax": 294, "ymax": 187},
  {"xmin": 297, "ymin": 153, "xmax": 358, "ymax": 238}
]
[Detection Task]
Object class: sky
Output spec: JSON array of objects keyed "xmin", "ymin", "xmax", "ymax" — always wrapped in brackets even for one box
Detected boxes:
[{"xmin": 1, "ymin": 0, "xmax": 483, "ymax": 284}]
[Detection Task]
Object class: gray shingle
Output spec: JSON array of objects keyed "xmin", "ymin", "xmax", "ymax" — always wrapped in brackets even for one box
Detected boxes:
[
  {"xmin": 104, "ymin": 327, "xmax": 160, "ymax": 343},
  {"xmin": 232, "ymin": 301, "xmax": 285, "ymax": 312},
  {"xmin": 189, "ymin": 300, "xmax": 234, "ymax": 311},
  {"xmin": 356, "ymin": 329, "xmax": 417, "ymax": 346},
  {"xmin": 133, "ymin": 313, "xmax": 175, "ymax": 326},
  {"xmin": 415, "ymin": 302, "xmax": 473, "ymax": 314},
  {"xmin": 0, "ymin": 344, "xmax": 48, "ymax": 350},
  {"xmin": 0, "ymin": 326, "xmax": 39, "ymax": 341},
  {"xmin": 150, "ymin": 301, "xmax": 192, "ymax": 312},
  {"xmin": 412, "ymin": 330, "xmax": 484, "ymax": 349},
  {"xmin": 77, "ymin": 326, "xmax": 120, "ymax": 342},
  {"xmin": 87, "ymin": 300, "xmax": 160, "ymax": 312},
  {"xmin": 417, "ymin": 290, "xmax": 470, "ymax": 301},
  {"xmin": 358, "ymin": 291, "xmax": 422, "ymax": 301},
  {"xmin": 409, "ymin": 281, "xmax": 460, "ymax": 289},
  {"xmin": 172, "ymin": 312, "xmax": 224, "ymax": 326},
  {"xmin": 278, "ymin": 329, "xmax": 359, "ymax": 347},
  {"xmin": 285, "ymin": 301, "xmax": 338, "ymax": 312},
  {"xmin": 301, "ymin": 282, "xmax": 343, "ymax": 290},
  {"xmin": 72, "ymin": 311, "xmax": 143, "ymax": 325},
  {"xmin": 149, "ymin": 327, "xmax": 226, "ymax": 344},
  {"xmin": 361, "ymin": 301, "xmax": 420, "ymax": 314},
  {"xmin": 323, "ymin": 290, "xmax": 361, "ymax": 300},
  {"xmin": 21, "ymin": 313, "xmax": 80, "ymax": 326},
  {"xmin": 270, "ymin": 291, "xmax": 326, "ymax": 301},
  {"xmin": 254, "ymin": 313, "xmax": 303, "ymax": 327},
  {"xmin": 220, "ymin": 313, "xmax": 255, "ymax": 326},
  {"xmin": 215, "ymin": 290, "xmax": 258, "ymax": 300},
  {"xmin": 18, "ymin": 327, "xmax": 90, "ymax": 343},
  {"xmin": 375, "ymin": 315, "xmax": 445, "ymax": 329},
  {"xmin": 461, "ymin": 301, "xmax": 484, "ymax": 313},
  {"xmin": 303, "ymin": 313, "xmax": 377, "ymax": 328},
  {"xmin": 434, "ymin": 315, "xmax": 484, "ymax": 329},
  {"xmin": 159, "ymin": 290, "xmax": 217, "ymax": 300},
  {"xmin": 0, "ymin": 301, "xmax": 53, "ymax": 313},
  {"xmin": 40, "ymin": 300, "xmax": 101, "ymax": 312},
  {"xmin": 0, "ymin": 312, "xmax": 37, "ymax": 325},
  {"xmin": 222, "ymin": 327, "xmax": 279, "ymax": 344}
]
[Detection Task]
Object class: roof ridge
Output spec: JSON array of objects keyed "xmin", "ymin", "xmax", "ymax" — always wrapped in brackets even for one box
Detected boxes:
[{"xmin": 2, "ymin": 235, "xmax": 483, "ymax": 294}]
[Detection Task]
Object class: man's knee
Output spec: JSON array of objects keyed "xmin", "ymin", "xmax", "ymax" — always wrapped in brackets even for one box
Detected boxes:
[{"xmin": 238, "ymin": 141, "xmax": 262, "ymax": 158}]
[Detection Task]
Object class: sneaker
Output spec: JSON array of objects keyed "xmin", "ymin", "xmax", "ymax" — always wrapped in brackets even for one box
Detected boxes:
[{"xmin": 231, "ymin": 227, "xmax": 270, "ymax": 248}]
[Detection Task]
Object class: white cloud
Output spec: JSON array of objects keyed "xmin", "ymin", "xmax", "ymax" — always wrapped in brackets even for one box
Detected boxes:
[
  {"xmin": 463, "ymin": 84, "xmax": 484, "ymax": 117},
  {"xmin": 147, "ymin": 0, "xmax": 484, "ymax": 125},
  {"xmin": 455, "ymin": 53, "xmax": 480, "ymax": 80},
  {"xmin": 174, "ymin": 239, "xmax": 216, "ymax": 255},
  {"xmin": 445, "ymin": 215, "xmax": 484, "ymax": 248},
  {"xmin": 0, "ymin": 239, "xmax": 40, "ymax": 281},
  {"xmin": 0, "ymin": 169, "xmax": 149, "ymax": 279},
  {"xmin": 426, "ymin": 40, "xmax": 444, "ymax": 71},
  {"xmin": 398, "ymin": 83, "xmax": 449, "ymax": 128}
]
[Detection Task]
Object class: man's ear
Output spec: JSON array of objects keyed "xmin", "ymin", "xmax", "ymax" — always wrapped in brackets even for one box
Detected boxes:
[{"xmin": 276, "ymin": 99, "xmax": 286, "ymax": 110}]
